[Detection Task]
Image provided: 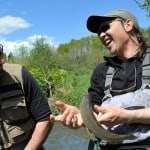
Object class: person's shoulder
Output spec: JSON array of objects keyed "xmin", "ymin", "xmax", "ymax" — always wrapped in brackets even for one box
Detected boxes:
[
  {"xmin": 3, "ymin": 63, "xmax": 24, "ymax": 86},
  {"xmin": 95, "ymin": 60, "xmax": 107, "ymax": 70},
  {"xmin": 92, "ymin": 61, "xmax": 108, "ymax": 77},
  {"xmin": 93, "ymin": 56, "xmax": 116, "ymax": 75},
  {"xmin": 3, "ymin": 63, "xmax": 23, "ymax": 71}
]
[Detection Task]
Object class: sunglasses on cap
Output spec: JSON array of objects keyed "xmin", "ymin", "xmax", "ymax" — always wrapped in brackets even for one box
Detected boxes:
[
  {"xmin": 97, "ymin": 21, "xmax": 112, "ymax": 36},
  {"xmin": 0, "ymin": 44, "xmax": 3, "ymax": 54},
  {"xmin": 97, "ymin": 18, "xmax": 124, "ymax": 36}
]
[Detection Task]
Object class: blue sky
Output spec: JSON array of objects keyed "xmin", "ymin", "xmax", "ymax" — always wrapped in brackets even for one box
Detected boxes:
[{"xmin": 0, "ymin": 0, "xmax": 149, "ymax": 54}]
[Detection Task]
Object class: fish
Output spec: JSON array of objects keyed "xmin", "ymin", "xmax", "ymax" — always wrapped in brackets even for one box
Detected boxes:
[{"xmin": 80, "ymin": 93, "xmax": 135, "ymax": 142}]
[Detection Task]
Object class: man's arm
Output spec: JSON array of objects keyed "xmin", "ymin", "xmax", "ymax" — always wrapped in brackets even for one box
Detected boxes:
[
  {"xmin": 126, "ymin": 108, "xmax": 150, "ymax": 124},
  {"xmin": 25, "ymin": 119, "xmax": 53, "ymax": 150},
  {"xmin": 94, "ymin": 105, "xmax": 150, "ymax": 127},
  {"xmin": 22, "ymin": 67, "xmax": 53, "ymax": 149}
]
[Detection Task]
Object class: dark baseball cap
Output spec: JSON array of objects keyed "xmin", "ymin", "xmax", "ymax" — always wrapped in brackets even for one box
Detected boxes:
[{"xmin": 87, "ymin": 9, "xmax": 139, "ymax": 33}]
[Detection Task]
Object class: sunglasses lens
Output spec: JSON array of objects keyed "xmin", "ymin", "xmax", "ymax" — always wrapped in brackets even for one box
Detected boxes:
[
  {"xmin": 0, "ymin": 44, "xmax": 3, "ymax": 55},
  {"xmin": 98, "ymin": 22, "xmax": 110, "ymax": 35}
]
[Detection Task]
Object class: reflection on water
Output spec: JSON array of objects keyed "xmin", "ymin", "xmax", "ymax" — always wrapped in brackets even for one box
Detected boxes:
[{"xmin": 44, "ymin": 122, "xmax": 91, "ymax": 150}]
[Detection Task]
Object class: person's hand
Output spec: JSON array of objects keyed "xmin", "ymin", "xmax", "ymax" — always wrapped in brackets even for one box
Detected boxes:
[
  {"xmin": 93, "ymin": 105, "xmax": 130, "ymax": 127},
  {"xmin": 50, "ymin": 101, "xmax": 84, "ymax": 128}
]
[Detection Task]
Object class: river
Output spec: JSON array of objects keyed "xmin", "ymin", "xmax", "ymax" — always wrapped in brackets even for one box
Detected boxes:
[{"xmin": 44, "ymin": 122, "xmax": 91, "ymax": 150}]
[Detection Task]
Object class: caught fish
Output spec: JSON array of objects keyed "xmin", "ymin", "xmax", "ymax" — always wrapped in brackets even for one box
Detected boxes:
[{"xmin": 80, "ymin": 93, "xmax": 134, "ymax": 142}]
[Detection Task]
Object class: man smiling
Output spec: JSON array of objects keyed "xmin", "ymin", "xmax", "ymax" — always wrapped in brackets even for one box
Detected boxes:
[{"xmin": 52, "ymin": 9, "xmax": 150, "ymax": 150}]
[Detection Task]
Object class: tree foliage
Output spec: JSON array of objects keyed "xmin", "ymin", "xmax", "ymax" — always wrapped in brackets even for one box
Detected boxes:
[
  {"xmin": 56, "ymin": 35, "xmax": 109, "ymax": 73},
  {"xmin": 29, "ymin": 37, "xmax": 57, "ymax": 77},
  {"xmin": 134, "ymin": 0, "xmax": 150, "ymax": 16}
]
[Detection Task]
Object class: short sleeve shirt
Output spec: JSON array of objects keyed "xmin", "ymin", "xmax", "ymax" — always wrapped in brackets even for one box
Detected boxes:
[{"xmin": 22, "ymin": 67, "xmax": 52, "ymax": 122}]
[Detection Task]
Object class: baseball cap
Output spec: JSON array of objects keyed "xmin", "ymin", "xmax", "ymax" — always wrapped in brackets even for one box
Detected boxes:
[{"xmin": 87, "ymin": 9, "xmax": 139, "ymax": 33}]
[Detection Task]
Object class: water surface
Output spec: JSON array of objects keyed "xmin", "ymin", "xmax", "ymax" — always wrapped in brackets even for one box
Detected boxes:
[{"xmin": 44, "ymin": 122, "xmax": 91, "ymax": 150}]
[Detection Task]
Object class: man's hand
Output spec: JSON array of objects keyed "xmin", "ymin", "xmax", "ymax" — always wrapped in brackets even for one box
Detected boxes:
[
  {"xmin": 94, "ymin": 105, "xmax": 130, "ymax": 127},
  {"xmin": 50, "ymin": 101, "xmax": 84, "ymax": 128}
]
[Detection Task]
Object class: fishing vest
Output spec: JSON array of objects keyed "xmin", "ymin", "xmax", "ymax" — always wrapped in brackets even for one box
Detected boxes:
[
  {"xmin": 105, "ymin": 50, "xmax": 150, "ymax": 95},
  {"xmin": 0, "ymin": 63, "xmax": 35, "ymax": 149}
]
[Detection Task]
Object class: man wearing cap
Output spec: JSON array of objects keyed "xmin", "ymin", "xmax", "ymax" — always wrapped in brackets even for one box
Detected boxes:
[
  {"xmin": 0, "ymin": 44, "xmax": 53, "ymax": 150},
  {"xmin": 51, "ymin": 9, "xmax": 150, "ymax": 149}
]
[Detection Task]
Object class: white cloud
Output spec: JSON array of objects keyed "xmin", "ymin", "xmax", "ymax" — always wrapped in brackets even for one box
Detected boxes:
[
  {"xmin": 0, "ymin": 16, "xmax": 31, "ymax": 34},
  {"xmin": 0, "ymin": 34, "xmax": 59, "ymax": 55}
]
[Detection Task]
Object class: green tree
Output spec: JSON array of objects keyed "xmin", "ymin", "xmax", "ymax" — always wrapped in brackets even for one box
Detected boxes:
[
  {"xmin": 29, "ymin": 37, "xmax": 56, "ymax": 78},
  {"xmin": 7, "ymin": 52, "xmax": 16, "ymax": 63},
  {"xmin": 14, "ymin": 45, "xmax": 30, "ymax": 67},
  {"xmin": 134, "ymin": 0, "xmax": 150, "ymax": 16}
]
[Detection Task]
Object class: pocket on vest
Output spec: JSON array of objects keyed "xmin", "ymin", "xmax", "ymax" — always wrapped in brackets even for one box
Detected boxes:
[
  {"xmin": 1, "ymin": 96, "xmax": 30, "ymax": 123},
  {"xmin": 7, "ymin": 118, "xmax": 35, "ymax": 144}
]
